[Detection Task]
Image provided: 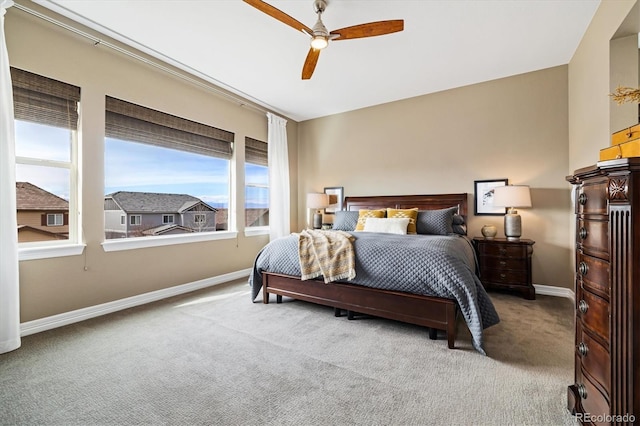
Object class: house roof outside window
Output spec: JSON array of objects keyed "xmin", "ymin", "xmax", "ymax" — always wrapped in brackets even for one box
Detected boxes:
[
  {"xmin": 105, "ymin": 191, "xmax": 217, "ymax": 214},
  {"xmin": 16, "ymin": 182, "xmax": 68, "ymax": 210}
]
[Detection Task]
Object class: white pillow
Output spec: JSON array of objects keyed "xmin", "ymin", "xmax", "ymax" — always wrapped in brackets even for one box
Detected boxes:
[{"xmin": 362, "ymin": 217, "xmax": 410, "ymax": 235}]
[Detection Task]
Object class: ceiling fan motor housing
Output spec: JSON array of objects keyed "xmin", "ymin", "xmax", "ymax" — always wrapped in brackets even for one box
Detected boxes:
[{"xmin": 313, "ymin": 0, "xmax": 327, "ymax": 14}]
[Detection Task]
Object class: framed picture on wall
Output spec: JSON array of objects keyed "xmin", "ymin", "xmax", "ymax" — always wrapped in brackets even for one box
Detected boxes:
[
  {"xmin": 474, "ymin": 179, "xmax": 508, "ymax": 215},
  {"xmin": 324, "ymin": 186, "xmax": 344, "ymax": 214}
]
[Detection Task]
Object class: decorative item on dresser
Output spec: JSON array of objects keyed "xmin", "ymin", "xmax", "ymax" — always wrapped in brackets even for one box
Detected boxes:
[
  {"xmin": 566, "ymin": 158, "xmax": 640, "ymax": 424},
  {"xmin": 473, "ymin": 237, "xmax": 535, "ymax": 300}
]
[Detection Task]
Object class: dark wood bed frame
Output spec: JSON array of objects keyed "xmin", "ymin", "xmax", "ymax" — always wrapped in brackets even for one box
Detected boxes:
[{"xmin": 261, "ymin": 193, "xmax": 469, "ymax": 349}]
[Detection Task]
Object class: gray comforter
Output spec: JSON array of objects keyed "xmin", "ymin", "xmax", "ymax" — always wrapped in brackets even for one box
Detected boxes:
[{"xmin": 250, "ymin": 232, "xmax": 500, "ymax": 355}]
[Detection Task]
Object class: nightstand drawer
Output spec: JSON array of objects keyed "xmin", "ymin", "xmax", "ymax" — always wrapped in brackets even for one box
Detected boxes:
[
  {"xmin": 482, "ymin": 269, "xmax": 527, "ymax": 285},
  {"xmin": 477, "ymin": 243, "xmax": 527, "ymax": 258},
  {"xmin": 481, "ymin": 257, "xmax": 527, "ymax": 271}
]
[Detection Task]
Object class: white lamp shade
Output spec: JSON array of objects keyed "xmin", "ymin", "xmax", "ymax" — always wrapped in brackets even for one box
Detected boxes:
[
  {"xmin": 306, "ymin": 192, "xmax": 329, "ymax": 209},
  {"xmin": 493, "ymin": 185, "xmax": 532, "ymax": 208}
]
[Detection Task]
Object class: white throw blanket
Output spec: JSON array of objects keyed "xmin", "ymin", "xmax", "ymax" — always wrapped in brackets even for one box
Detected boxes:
[{"xmin": 298, "ymin": 230, "xmax": 356, "ymax": 283}]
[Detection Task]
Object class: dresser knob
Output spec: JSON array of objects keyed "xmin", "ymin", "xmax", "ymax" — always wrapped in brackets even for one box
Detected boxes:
[
  {"xmin": 499, "ymin": 261, "xmax": 507, "ymax": 267},
  {"xmin": 499, "ymin": 248, "xmax": 507, "ymax": 255},
  {"xmin": 578, "ymin": 261, "xmax": 588, "ymax": 276},
  {"xmin": 578, "ymin": 193, "xmax": 587, "ymax": 205},
  {"xmin": 577, "ymin": 383, "xmax": 588, "ymax": 399},
  {"xmin": 579, "ymin": 227, "xmax": 588, "ymax": 239},
  {"xmin": 578, "ymin": 342, "xmax": 588, "ymax": 356},
  {"xmin": 500, "ymin": 273, "xmax": 506, "ymax": 279},
  {"xmin": 579, "ymin": 299, "xmax": 589, "ymax": 314}
]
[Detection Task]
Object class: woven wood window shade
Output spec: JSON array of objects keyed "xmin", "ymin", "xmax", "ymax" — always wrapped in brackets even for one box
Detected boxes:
[
  {"xmin": 245, "ymin": 137, "xmax": 267, "ymax": 166},
  {"xmin": 105, "ymin": 96, "xmax": 234, "ymax": 159},
  {"xmin": 11, "ymin": 67, "xmax": 80, "ymax": 130}
]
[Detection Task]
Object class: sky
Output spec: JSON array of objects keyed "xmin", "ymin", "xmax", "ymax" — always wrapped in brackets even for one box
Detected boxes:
[{"xmin": 15, "ymin": 120, "xmax": 269, "ymax": 208}]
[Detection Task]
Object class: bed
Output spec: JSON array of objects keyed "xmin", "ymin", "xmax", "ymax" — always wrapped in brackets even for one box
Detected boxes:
[{"xmin": 249, "ymin": 193, "xmax": 499, "ymax": 355}]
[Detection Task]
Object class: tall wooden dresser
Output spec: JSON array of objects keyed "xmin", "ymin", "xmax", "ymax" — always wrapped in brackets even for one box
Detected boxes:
[{"xmin": 567, "ymin": 158, "xmax": 639, "ymax": 424}]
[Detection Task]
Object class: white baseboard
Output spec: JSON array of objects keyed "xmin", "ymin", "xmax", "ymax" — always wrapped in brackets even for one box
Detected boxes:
[
  {"xmin": 534, "ymin": 283, "xmax": 575, "ymax": 301},
  {"xmin": 20, "ymin": 268, "xmax": 252, "ymax": 337}
]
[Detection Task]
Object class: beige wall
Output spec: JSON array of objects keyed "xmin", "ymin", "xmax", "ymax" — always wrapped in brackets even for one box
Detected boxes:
[
  {"xmin": 299, "ymin": 66, "xmax": 572, "ymax": 289},
  {"xmin": 569, "ymin": 0, "xmax": 636, "ymax": 173},
  {"xmin": 7, "ymin": 4, "xmax": 298, "ymax": 322},
  {"xmin": 609, "ymin": 33, "xmax": 639, "ymax": 133}
]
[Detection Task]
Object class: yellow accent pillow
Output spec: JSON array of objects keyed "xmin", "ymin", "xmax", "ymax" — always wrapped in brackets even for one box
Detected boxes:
[
  {"xmin": 354, "ymin": 209, "xmax": 386, "ymax": 231},
  {"xmin": 387, "ymin": 208, "xmax": 419, "ymax": 234}
]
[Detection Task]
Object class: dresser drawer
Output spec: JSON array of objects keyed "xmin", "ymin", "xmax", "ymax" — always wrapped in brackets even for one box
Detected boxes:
[
  {"xmin": 578, "ymin": 328, "xmax": 610, "ymax": 397},
  {"xmin": 577, "ymin": 219, "xmax": 609, "ymax": 260},
  {"xmin": 576, "ymin": 179, "xmax": 608, "ymax": 216},
  {"xmin": 577, "ymin": 373, "xmax": 611, "ymax": 425},
  {"xmin": 579, "ymin": 287, "xmax": 609, "ymax": 343},
  {"xmin": 576, "ymin": 252, "xmax": 610, "ymax": 299},
  {"xmin": 482, "ymin": 268, "xmax": 527, "ymax": 285}
]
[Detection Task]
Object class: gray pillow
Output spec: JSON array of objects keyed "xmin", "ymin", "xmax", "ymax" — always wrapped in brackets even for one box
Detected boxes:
[
  {"xmin": 416, "ymin": 207, "xmax": 457, "ymax": 235},
  {"xmin": 332, "ymin": 210, "xmax": 359, "ymax": 231},
  {"xmin": 452, "ymin": 213, "xmax": 467, "ymax": 235}
]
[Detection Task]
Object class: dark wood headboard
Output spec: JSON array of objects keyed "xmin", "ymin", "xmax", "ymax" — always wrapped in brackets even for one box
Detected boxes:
[{"xmin": 343, "ymin": 193, "xmax": 468, "ymax": 220}]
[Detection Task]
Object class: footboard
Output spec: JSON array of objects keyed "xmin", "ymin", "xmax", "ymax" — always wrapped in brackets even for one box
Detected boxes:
[{"xmin": 262, "ymin": 272, "xmax": 459, "ymax": 349}]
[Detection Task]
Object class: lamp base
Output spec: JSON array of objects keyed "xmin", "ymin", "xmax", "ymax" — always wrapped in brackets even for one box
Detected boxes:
[
  {"xmin": 504, "ymin": 210, "xmax": 522, "ymax": 240},
  {"xmin": 313, "ymin": 211, "xmax": 323, "ymax": 229}
]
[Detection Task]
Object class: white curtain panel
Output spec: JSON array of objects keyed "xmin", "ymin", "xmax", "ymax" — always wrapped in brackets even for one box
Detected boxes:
[
  {"xmin": 0, "ymin": 0, "xmax": 20, "ymax": 354},
  {"xmin": 266, "ymin": 112, "xmax": 290, "ymax": 241}
]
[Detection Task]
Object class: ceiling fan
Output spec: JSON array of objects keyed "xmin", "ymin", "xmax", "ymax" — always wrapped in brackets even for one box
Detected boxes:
[{"xmin": 243, "ymin": 0, "xmax": 404, "ymax": 80}]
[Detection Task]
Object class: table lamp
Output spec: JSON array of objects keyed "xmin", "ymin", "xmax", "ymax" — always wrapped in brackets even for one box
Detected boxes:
[
  {"xmin": 307, "ymin": 192, "xmax": 329, "ymax": 229},
  {"xmin": 493, "ymin": 185, "xmax": 532, "ymax": 241}
]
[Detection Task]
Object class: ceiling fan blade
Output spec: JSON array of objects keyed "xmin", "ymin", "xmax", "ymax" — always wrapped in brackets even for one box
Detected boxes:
[
  {"xmin": 243, "ymin": 0, "xmax": 313, "ymax": 34},
  {"xmin": 330, "ymin": 20, "xmax": 404, "ymax": 41},
  {"xmin": 302, "ymin": 48, "xmax": 321, "ymax": 80}
]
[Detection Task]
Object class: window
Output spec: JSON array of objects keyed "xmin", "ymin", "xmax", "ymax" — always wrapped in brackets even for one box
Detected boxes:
[
  {"xmin": 245, "ymin": 137, "xmax": 269, "ymax": 228},
  {"xmin": 130, "ymin": 215, "xmax": 141, "ymax": 226},
  {"xmin": 194, "ymin": 214, "xmax": 205, "ymax": 224},
  {"xmin": 12, "ymin": 67, "xmax": 80, "ymax": 246},
  {"xmin": 120, "ymin": 215, "xmax": 125, "ymax": 225},
  {"xmin": 104, "ymin": 96, "xmax": 233, "ymax": 240},
  {"xmin": 47, "ymin": 214, "xmax": 64, "ymax": 226}
]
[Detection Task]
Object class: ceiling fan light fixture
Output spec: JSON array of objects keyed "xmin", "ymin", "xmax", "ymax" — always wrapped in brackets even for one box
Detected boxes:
[
  {"xmin": 310, "ymin": 35, "xmax": 328, "ymax": 50},
  {"xmin": 243, "ymin": 0, "xmax": 404, "ymax": 80}
]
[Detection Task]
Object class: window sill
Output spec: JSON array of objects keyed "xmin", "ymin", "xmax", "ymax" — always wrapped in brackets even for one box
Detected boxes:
[
  {"xmin": 19, "ymin": 243, "xmax": 86, "ymax": 261},
  {"xmin": 101, "ymin": 230, "xmax": 238, "ymax": 252},
  {"xmin": 244, "ymin": 226, "xmax": 270, "ymax": 237}
]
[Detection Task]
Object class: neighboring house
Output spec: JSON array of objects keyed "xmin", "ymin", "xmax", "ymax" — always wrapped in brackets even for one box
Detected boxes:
[
  {"xmin": 104, "ymin": 191, "xmax": 218, "ymax": 239},
  {"xmin": 246, "ymin": 208, "xmax": 269, "ymax": 227},
  {"xmin": 16, "ymin": 182, "xmax": 69, "ymax": 243}
]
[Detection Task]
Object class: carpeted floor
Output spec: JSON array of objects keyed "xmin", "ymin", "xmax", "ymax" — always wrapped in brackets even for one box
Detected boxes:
[{"xmin": 0, "ymin": 279, "xmax": 578, "ymax": 425}]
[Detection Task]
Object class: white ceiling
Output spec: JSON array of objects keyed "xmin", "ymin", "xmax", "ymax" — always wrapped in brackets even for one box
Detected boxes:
[{"xmin": 34, "ymin": 0, "xmax": 600, "ymax": 122}]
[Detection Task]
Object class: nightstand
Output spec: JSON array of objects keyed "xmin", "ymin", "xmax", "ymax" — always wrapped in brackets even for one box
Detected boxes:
[{"xmin": 473, "ymin": 237, "xmax": 535, "ymax": 300}]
